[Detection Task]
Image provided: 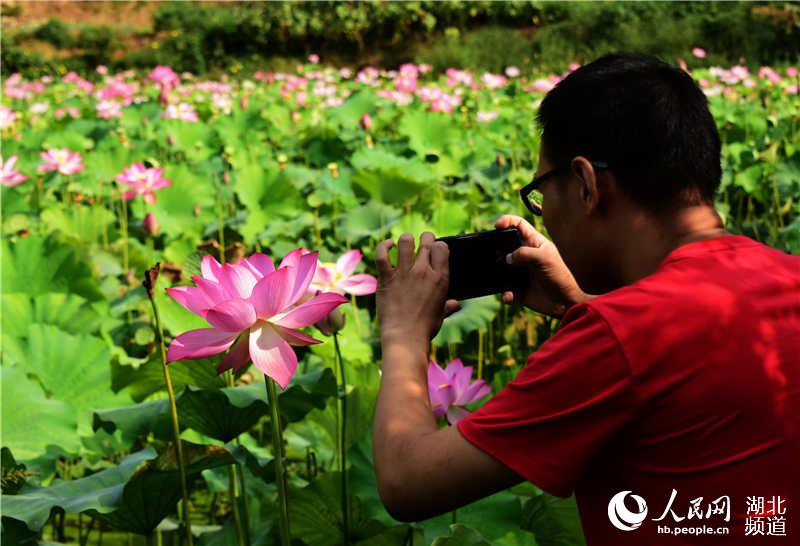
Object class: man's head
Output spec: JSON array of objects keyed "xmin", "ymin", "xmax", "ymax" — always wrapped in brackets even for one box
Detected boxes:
[{"xmin": 533, "ymin": 53, "xmax": 723, "ymax": 293}]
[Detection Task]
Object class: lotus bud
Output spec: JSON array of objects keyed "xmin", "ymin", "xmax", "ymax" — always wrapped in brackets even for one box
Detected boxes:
[
  {"xmin": 327, "ymin": 162, "xmax": 339, "ymax": 178},
  {"xmin": 240, "ymin": 97, "xmax": 249, "ymax": 109},
  {"xmin": 359, "ymin": 113, "xmax": 373, "ymax": 131},
  {"xmin": 223, "ymin": 171, "xmax": 230, "ymax": 184},
  {"xmin": 496, "ymin": 154, "xmax": 506, "ymax": 166},
  {"xmin": 167, "ymin": 134, "xmax": 175, "ymax": 146},
  {"xmin": 315, "ymin": 307, "xmax": 346, "ymax": 336},
  {"xmin": 142, "ymin": 213, "xmax": 160, "ymax": 236},
  {"xmin": 277, "ymin": 153, "xmax": 288, "ymax": 169},
  {"xmin": 291, "ymin": 110, "xmax": 301, "ymax": 123},
  {"xmin": 193, "ymin": 202, "xmax": 201, "ymax": 216}
]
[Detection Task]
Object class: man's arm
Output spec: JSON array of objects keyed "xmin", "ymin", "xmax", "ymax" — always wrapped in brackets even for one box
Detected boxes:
[{"xmin": 373, "ymin": 335, "xmax": 523, "ymax": 523}]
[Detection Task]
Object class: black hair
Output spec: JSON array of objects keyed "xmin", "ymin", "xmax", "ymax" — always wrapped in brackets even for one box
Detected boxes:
[{"xmin": 536, "ymin": 53, "xmax": 722, "ymax": 213}]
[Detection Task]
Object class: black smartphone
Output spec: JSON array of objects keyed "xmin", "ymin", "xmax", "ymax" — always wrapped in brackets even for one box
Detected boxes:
[{"xmin": 435, "ymin": 227, "xmax": 529, "ymax": 300}]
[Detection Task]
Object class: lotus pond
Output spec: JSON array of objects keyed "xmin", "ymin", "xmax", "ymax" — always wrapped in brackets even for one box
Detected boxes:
[{"xmin": 1, "ymin": 59, "xmax": 799, "ymax": 546}]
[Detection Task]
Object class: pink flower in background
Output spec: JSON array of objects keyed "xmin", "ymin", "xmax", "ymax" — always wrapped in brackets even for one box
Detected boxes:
[
  {"xmin": 37, "ymin": 148, "xmax": 84, "ymax": 176},
  {"xmin": 149, "ymin": 65, "xmax": 180, "ymax": 105},
  {"xmin": 445, "ymin": 68, "xmax": 475, "ymax": 88},
  {"xmin": 96, "ymin": 100, "xmax": 123, "ymax": 119},
  {"xmin": 1, "ymin": 155, "xmax": 29, "ymax": 186},
  {"xmin": 308, "ymin": 53, "xmax": 320, "ymax": 64},
  {"xmin": 359, "ymin": 113, "xmax": 373, "ymax": 130},
  {"xmin": 55, "ymin": 107, "xmax": 80, "ymax": 120},
  {"xmin": 0, "ymin": 107, "xmax": 17, "ymax": 130},
  {"xmin": 96, "ymin": 80, "xmax": 136, "ymax": 105},
  {"xmin": 692, "ymin": 47, "xmax": 707, "ymax": 59},
  {"xmin": 787, "ymin": 67, "xmax": 798, "ymax": 78},
  {"xmin": 394, "ymin": 63, "xmax": 419, "ymax": 93},
  {"xmin": 165, "ymin": 250, "xmax": 348, "ymax": 388},
  {"xmin": 356, "ymin": 67, "xmax": 380, "ymax": 86},
  {"xmin": 163, "ymin": 102, "xmax": 198, "ymax": 122},
  {"xmin": 148, "ymin": 65, "xmax": 180, "ymax": 89},
  {"xmin": 308, "ymin": 249, "xmax": 377, "ymax": 296},
  {"xmin": 142, "ymin": 213, "xmax": 160, "ymax": 236},
  {"xmin": 505, "ymin": 66, "xmax": 521, "ymax": 78},
  {"xmin": 115, "ymin": 163, "xmax": 172, "ymax": 204},
  {"xmin": 481, "ymin": 72, "xmax": 508, "ymax": 89},
  {"xmin": 528, "ymin": 78, "xmax": 555, "ymax": 94},
  {"xmin": 96, "ymin": 65, "xmax": 109, "ymax": 74},
  {"xmin": 476, "ymin": 110, "xmax": 498, "ymax": 123},
  {"xmin": 758, "ymin": 66, "xmax": 782, "ymax": 84},
  {"xmin": 29, "ymin": 102, "xmax": 49, "ymax": 114},
  {"xmin": 427, "ymin": 358, "xmax": 491, "ymax": 424}
]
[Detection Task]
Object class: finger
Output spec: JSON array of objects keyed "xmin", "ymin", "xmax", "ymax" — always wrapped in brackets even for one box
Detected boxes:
[
  {"xmin": 506, "ymin": 245, "xmax": 547, "ymax": 267},
  {"xmin": 501, "ymin": 291, "xmax": 514, "ymax": 304},
  {"xmin": 375, "ymin": 239, "xmax": 395, "ymax": 278},
  {"xmin": 415, "ymin": 231, "xmax": 436, "ymax": 269},
  {"xmin": 443, "ymin": 299, "xmax": 461, "ymax": 317},
  {"xmin": 430, "ymin": 240, "xmax": 449, "ymax": 277},
  {"xmin": 396, "ymin": 233, "xmax": 415, "ymax": 272},
  {"xmin": 495, "ymin": 214, "xmax": 548, "ymax": 247}
]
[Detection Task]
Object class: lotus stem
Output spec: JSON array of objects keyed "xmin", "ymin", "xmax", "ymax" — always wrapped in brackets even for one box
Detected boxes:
[
  {"xmin": 146, "ymin": 277, "xmax": 194, "ymax": 546},
  {"xmin": 266, "ymin": 377, "xmax": 291, "ymax": 546},
  {"xmin": 215, "ymin": 190, "xmax": 226, "ymax": 264},
  {"xmin": 225, "ymin": 371, "xmax": 249, "ymax": 546},
  {"xmin": 477, "ymin": 329, "xmax": 485, "ymax": 380},
  {"xmin": 119, "ymin": 194, "xmax": 129, "ymax": 278},
  {"xmin": 333, "ymin": 332, "xmax": 351, "ymax": 544},
  {"xmin": 227, "ymin": 462, "xmax": 246, "ymax": 546},
  {"xmin": 235, "ymin": 460, "xmax": 252, "ymax": 545}
]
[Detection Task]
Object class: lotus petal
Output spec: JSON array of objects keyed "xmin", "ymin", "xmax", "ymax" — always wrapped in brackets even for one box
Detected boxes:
[
  {"xmin": 249, "ymin": 323, "xmax": 297, "ymax": 389},
  {"xmin": 166, "ymin": 328, "xmax": 237, "ymax": 362},
  {"xmin": 270, "ymin": 292, "xmax": 348, "ymax": 329},
  {"xmin": 205, "ymin": 299, "xmax": 257, "ymax": 332}
]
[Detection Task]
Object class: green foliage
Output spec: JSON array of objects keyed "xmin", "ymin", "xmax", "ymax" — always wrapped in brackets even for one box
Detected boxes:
[
  {"xmin": 33, "ymin": 19, "xmax": 74, "ymax": 48},
  {"xmin": 4, "ymin": 1, "xmax": 799, "ymax": 76}
]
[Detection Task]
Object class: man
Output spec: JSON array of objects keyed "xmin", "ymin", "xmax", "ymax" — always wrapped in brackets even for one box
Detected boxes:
[{"xmin": 372, "ymin": 53, "xmax": 799, "ymax": 544}]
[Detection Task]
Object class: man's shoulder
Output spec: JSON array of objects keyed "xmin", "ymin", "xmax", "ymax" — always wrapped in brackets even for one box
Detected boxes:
[{"xmin": 583, "ymin": 235, "xmax": 798, "ymax": 326}]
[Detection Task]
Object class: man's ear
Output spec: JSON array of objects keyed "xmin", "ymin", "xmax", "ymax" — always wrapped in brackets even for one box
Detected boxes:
[{"xmin": 571, "ymin": 156, "xmax": 600, "ymax": 215}]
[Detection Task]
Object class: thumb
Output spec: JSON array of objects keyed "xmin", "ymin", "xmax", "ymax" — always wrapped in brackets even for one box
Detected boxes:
[{"xmin": 506, "ymin": 245, "xmax": 547, "ymax": 267}]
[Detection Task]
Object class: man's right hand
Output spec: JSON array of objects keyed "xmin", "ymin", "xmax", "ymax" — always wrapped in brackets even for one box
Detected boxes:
[{"xmin": 496, "ymin": 214, "xmax": 593, "ymax": 318}]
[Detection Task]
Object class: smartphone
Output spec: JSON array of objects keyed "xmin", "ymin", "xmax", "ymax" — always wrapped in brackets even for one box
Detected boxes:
[{"xmin": 435, "ymin": 228, "xmax": 529, "ymax": 300}]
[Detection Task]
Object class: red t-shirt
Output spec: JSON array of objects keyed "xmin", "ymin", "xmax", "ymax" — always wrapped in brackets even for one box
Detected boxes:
[{"xmin": 458, "ymin": 235, "xmax": 800, "ymax": 545}]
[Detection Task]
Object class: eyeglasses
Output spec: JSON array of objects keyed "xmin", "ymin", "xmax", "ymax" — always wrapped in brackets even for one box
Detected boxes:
[{"xmin": 519, "ymin": 160, "xmax": 609, "ymax": 216}]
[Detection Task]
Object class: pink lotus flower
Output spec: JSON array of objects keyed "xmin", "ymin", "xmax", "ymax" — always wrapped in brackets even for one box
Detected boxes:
[
  {"xmin": 55, "ymin": 107, "xmax": 80, "ymax": 120},
  {"xmin": 476, "ymin": 110, "xmax": 498, "ymax": 123},
  {"xmin": 308, "ymin": 249, "xmax": 377, "ymax": 296},
  {"xmin": 163, "ymin": 102, "xmax": 198, "ymax": 122},
  {"xmin": 481, "ymin": 73, "xmax": 507, "ymax": 89},
  {"xmin": 148, "ymin": 65, "xmax": 180, "ymax": 89},
  {"xmin": 692, "ymin": 47, "xmax": 707, "ymax": 59},
  {"xmin": 505, "ymin": 66, "xmax": 521, "ymax": 78},
  {"xmin": 359, "ymin": 113, "xmax": 373, "ymax": 131},
  {"xmin": 787, "ymin": 67, "xmax": 798, "ymax": 78},
  {"xmin": 427, "ymin": 358, "xmax": 491, "ymax": 424},
  {"xmin": 0, "ymin": 107, "xmax": 17, "ymax": 130},
  {"xmin": 1, "ymin": 155, "xmax": 28, "ymax": 186},
  {"xmin": 165, "ymin": 250, "xmax": 348, "ymax": 388},
  {"xmin": 37, "ymin": 148, "xmax": 84, "ymax": 176},
  {"xmin": 115, "ymin": 163, "xmax": 172, "ymax": 204},
  {"xmin": 96, "ymin": 100, "xmax": 123, "ymax": 119}
]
